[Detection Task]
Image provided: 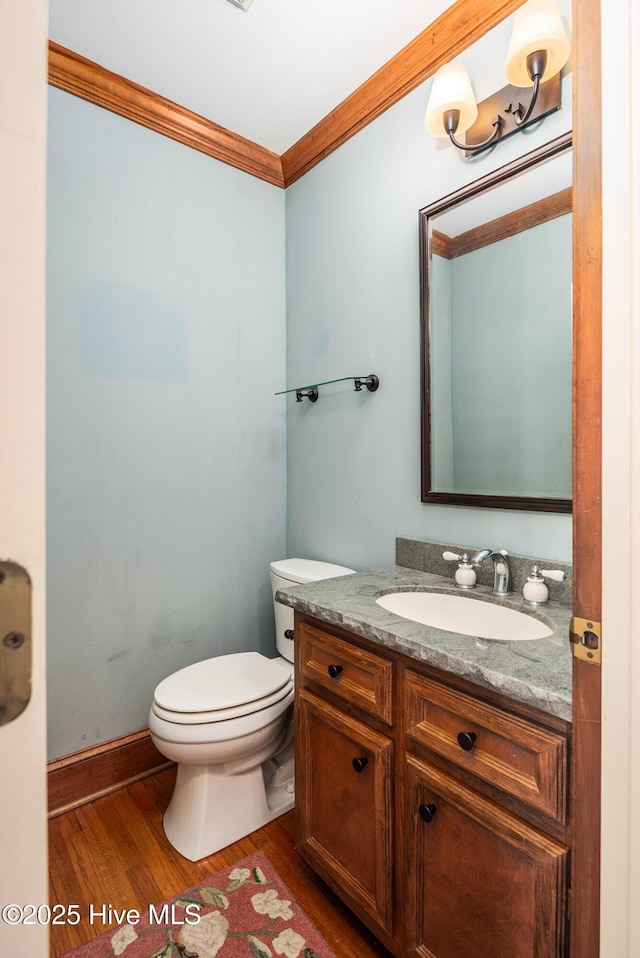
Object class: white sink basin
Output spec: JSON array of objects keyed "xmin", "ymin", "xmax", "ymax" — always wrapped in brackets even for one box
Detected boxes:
[{"xmin": 375, "ymin": 591, "xmax": 553, "ymax": 641}]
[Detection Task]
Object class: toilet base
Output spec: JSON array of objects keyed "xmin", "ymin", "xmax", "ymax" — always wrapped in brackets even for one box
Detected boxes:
[{"xmin": 163, "ymin": 749, "xmax": 295, "ymax": 862}]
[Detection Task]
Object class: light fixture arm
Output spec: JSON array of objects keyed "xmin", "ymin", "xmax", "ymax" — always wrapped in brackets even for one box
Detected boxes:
[
  {"xmin": 444, "ymin": 46, "xmax": 548, "ymax": 156},
  {"xmin": 512, "ymin": 50, "xmax": 548, "ymax": 126},
  {"xmin": 443, "ymin": 109, "xmax": 503, "ymax": 155}
]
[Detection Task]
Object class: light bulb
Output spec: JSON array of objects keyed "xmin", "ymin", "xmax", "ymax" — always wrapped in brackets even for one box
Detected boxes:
[
  {"xmin": 424, "ymin": 62, "xmax": 478, "ymax": 137},
  {"xmin": 505, "ymin": 0, "xmax": 570, "ymax": 87}
]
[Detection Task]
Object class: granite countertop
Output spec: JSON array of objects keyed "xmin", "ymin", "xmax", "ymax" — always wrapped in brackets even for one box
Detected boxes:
[{"xmin": 276, "ymin": 565, "xmax": 573, "ymax": 722}]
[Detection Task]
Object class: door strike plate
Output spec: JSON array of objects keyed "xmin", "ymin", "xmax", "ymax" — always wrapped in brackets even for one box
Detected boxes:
[
  {"xmin": 0, "ymin": 560, "xmax": 32, "ymax": 726},
  {"xmin": 570, "ymin": 616, "xmax": 601, "ymax": 665}
]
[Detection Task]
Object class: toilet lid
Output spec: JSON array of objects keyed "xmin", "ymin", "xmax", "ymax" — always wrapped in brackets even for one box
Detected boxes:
[
  {"xmin": 152, "ymin": 679, "xmax": 293, "ymax": 725},
  {"xmin": 153, "ymin": 651, "xmax": 291, "ymax": 714}
]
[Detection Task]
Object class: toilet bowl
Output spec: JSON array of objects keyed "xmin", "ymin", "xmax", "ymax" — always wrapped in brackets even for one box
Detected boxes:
[{"xmin": 149, "ymin": 557, "xmax": 355, "ymax": 861}]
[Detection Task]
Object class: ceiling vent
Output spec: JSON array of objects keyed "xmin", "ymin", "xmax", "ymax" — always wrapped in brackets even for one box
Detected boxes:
[{"xmin": 226, "ymin": 0, "xmax": 255, "ymax": 10}]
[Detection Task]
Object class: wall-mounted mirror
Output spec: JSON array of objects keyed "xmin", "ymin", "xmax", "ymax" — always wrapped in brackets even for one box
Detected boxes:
[{"xmin": 419, "ymin": 133, "xmax": 573, "ymax": 513}]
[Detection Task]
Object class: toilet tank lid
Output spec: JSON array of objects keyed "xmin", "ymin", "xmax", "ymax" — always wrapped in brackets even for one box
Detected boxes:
[{"xmin": 270, "ymin": 558, "xmax": 356, "ymax": 584}]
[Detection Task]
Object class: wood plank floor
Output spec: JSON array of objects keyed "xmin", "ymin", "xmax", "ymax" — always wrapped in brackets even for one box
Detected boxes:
[{"xmin": 48, "ymin": 766, "xmax": 392, "ymax": 957}]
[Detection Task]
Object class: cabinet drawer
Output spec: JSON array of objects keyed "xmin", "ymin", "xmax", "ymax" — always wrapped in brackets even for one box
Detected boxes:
[
  {"xmin": 405, "ymin": 671, "xmax": 567, "ymax": 823},
  {"xmin": 297, "ymin": 620, "xmax": 393, "ymax": 724}
]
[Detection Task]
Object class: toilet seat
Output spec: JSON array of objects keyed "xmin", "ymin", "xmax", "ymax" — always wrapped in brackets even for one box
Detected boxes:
[
  {"xmin": 153, "ymin": 680, "xmax": 293, "ymax": 725},
  {"xmin": 149, "ymin": 684, "xmax": 294, "ymax": 747},
  {"xmin": 152, "ymin": 651, "xmax": 293, "ymax": 726}
]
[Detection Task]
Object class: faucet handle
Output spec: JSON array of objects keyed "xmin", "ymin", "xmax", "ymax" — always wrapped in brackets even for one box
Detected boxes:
[
  {"xmin": 523, "ymin": 565, "xmax": 565, "ymax": 605},
  {"xmin": 540, "ymin": 568, "xmax": 565, "ymax": 582},
  {"xmin": 442, "ymin": 551, "xmax": 476, "ymax": 589}
]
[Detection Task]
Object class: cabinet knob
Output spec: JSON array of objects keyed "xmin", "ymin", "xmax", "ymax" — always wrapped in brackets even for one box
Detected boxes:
[
  {"xmin": 352, "ymin": 757, "xmax": 369, "ymax": 773},
  {"xmin": 328, "ymin": 664, "xmax": 343, "ymax": 678},
  {"xmin": 418, "ymin": 802, "xmax": 438, "ymax": 823},
  {"xmin": 284, "ymin": 629, "xmax": 294, "ymax": 641},
  {"xmin": 457, "ymin": 731, "xmax": 477, "ymax": 751}
]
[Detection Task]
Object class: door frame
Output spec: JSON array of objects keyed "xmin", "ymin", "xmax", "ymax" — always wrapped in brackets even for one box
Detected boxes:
[{"xmin": 571, "ymin": 0, "xmax": 602, "ymax": 954}]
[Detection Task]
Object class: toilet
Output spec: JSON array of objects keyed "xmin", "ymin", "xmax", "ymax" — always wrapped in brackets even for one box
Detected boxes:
[{"xmin": 149, "ymin": 558, "xmax": 355, "ymax": 861}]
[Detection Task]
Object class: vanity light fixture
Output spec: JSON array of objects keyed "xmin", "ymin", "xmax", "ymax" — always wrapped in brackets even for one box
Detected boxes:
[{"xmin": 425, "ymin": 0, "xmax": 570, "ymax": 157}]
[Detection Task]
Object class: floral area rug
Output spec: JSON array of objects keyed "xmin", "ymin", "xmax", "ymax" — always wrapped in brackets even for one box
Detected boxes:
[{"xmin": 62, "ymin": 851, "xmax": 337, "ymax": 958}]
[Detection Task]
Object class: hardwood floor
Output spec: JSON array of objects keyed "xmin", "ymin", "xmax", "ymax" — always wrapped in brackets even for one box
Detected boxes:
[{"xmin": 48, "ymin": 766, "xmax": 392, "ymax": 957}]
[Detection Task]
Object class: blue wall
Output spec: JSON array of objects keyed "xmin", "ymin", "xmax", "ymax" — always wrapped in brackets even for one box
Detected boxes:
[
  {"xmin": 284, "ymin": 12, "xmax": 573, "ymax": 571},
  {"xmin": 46, "ymin": 88, "xmax": 286, "ymax": 759},
  {"xmin": 46, "ymin": 4, "xmax": 573, "ymax": 760}
]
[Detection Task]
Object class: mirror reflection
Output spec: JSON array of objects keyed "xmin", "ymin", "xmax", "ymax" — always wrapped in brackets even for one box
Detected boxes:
[{"xmin": 420, "ymin": 135, "xmax": 573, "ymax": 512}]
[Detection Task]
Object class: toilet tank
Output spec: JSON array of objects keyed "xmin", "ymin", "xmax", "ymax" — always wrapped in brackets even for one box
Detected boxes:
[{"xmin": 270, "ymin": 559, "xmax": 356, "ymax": 663}]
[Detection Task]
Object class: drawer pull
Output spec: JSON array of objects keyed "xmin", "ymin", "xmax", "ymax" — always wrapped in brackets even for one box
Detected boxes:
[
  {"xmin": 418, "ymin": 802, "xmax": 438, "ymax": 823},
  {"xmin": 457, "ymin": 731, "xmax": 477, "ymax": 751},
  {"xmin": 328, "ymin": 664, "xmax": 343, "ymax": 678},
  {"xmin": 352, "ymin": 757, "xmax": 369, "ymax": 773}
]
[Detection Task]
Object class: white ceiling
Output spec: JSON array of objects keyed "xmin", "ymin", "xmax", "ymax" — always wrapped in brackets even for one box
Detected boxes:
[{"xmin": 48, "ymin": 0, "xmax": 453, "ymax": 154}]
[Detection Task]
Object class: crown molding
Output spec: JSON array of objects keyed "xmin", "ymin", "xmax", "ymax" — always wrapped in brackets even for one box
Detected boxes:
[
  {"xmin": 48, "ymin": 0, "xmax": 525, "ymax": 189},
  {"xmin": 48, "ymin": 42, "xmax": 285, "ymax": 188},
  {"xmin": 434, "ymin": 187, "xmax": 573, "ymax": 259},
  {"xmin": 280, "ymin": 0, "xmax": 525, "ymax": 186}
]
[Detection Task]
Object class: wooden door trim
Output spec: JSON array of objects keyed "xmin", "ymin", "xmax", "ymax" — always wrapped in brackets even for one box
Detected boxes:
[
  {"xmin": 571, "ymin": 0, "xmax": 602, "ymax": 954},
  {"xmin": 47, "ymin": 42, "xmax": 285, "ymax": 188}
]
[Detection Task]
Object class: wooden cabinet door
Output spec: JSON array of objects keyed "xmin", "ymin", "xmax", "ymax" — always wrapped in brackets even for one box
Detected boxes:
[
  {"xmin": 296, "ymin": 687, "xmax": 394, "ymax": 936},
  {"xmin": 404, "ymin": 754, "xmax": 568, "ymax": 958}
]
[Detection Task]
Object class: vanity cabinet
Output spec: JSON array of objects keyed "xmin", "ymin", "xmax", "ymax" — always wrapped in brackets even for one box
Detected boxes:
[{"xmin": 294, "ymin": 613, "xmax": 571, "ymax": 958}]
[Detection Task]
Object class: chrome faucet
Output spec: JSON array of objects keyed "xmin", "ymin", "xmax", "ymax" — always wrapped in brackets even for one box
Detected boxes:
[{"xmin": 470, "ymin": 549, "xmax": 512, "ymax": 595}]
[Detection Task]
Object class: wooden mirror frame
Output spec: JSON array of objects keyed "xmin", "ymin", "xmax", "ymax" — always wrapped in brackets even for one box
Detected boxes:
[{"xmin": 419, "ymin": 131, "xmax": 573, "ymax": 513}]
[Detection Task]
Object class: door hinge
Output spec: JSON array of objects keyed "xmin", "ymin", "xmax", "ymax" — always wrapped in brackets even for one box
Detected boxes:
[
  {"xmin": 0, "ymin": 560, "xmax": 32, "ymax": 726},
  {"xmin": 570, "ymin": 616, "xmax": 601, "ymax": 665}
]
